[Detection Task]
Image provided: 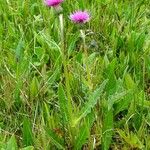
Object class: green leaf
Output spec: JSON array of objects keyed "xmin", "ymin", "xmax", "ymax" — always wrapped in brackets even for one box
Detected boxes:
[
  {"xmin": 47, "ymin": 67, "xmax": 60, "ymax": 85},
  {"xmin": 14, "ymin": 80, "xmax": 22, "ymax": 104},
  {"xmin": 21, "ymin": 146, "xmax": 34, "ymax": 150},
  {"xmin": 76, "ymin": 51, "xmax": 83, "ymax": 64},
  {"xmin": 87, "ymin": 52, "xmax": 97, "ymax": 66},
  {"xmin": 58, "ymin": 84, "xmax": 71, "ymax": 124},
  {"xmin": 114, "ymin": 93, "xmax": 133, "ymax": 115},
  {"xmin": 73, "ymin": 79, "xmax": 108, "ymax": 126},
  {"xmin": 117, "ymin": 129, "xmax": 144, "ymax": 149},
  {"xmin": 68, "ymin": 33, "xmax": 79, "ymax": 56},
  {"xmin": 108, "ymin": 91, "xmax": 128, "ymax": 110},
  {"xmin": 30, "ymin": 76, "xmax": 39, "ymax": 98},
  {"xmin": 6, "ymin": 135, "xmax": 18, "ymax": 150},
  {"xmin": 15, "ymin": 38, "xmax": 24, "ymax": 62},
  {"xmin": 45, "ymin": 128, "xmax": 65, "ymax": 150},
  {"xmin": 102, "ymin": 108, "xmax": 113, "ymax": 150},
  {"xmin": 22, "ymin": 118, "xmax": 34, "ymax": 146},
  {"xmin": 104, "ymin": 59, "xmax": 117, "ymax": 95},
  {"xmin": 125, "ymin": 74, "xmax": 135, "ymax": 89},
  {"xmin": 35, "ymin": 47, "xmax": 44, "ymax": 61},
  {"xmin": 74, "ymin": 112, "xmax": 95, "ymax": 150}
]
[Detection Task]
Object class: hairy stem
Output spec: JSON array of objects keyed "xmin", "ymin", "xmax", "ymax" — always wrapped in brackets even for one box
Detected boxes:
[
  {"xmin": 59, "ymin": 13, "xmax": 73, "ymax": 142},
  {"xmin": 80, "ymin": 29, "xmax": 93, "ymax": 90}
]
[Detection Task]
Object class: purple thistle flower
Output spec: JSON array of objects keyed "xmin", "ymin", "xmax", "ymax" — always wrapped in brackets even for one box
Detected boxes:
[
  {"xmin": 45, "ymin": 0, "xmax": 64, "ymax": 7},
  {"xmin": 70, "ymin": 11, "xmax": 90, "ymax": 24}
]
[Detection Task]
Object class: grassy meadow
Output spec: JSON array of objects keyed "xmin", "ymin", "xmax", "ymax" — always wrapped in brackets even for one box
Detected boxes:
[{"xmin": 0, "ymin": 0, "xmax": 150, "ymax": 149}]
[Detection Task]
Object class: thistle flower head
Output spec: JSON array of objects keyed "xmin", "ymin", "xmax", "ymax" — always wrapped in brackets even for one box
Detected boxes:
[
  {"xmin": 70, "ymin": 11, "xmax": 90, "ymax": 24},
  {"xmin": 45, "ymin": 0, "xmax": 64, "ymax": 7}
]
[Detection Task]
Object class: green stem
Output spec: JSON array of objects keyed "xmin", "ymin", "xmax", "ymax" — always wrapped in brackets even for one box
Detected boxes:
[
  {"xmin": 59, "ymin": 13, "xmax": 73, "ymax": 142},
  {"xmin": 80, "ymin": 29, "xmax": 93, "ymax": 90}
]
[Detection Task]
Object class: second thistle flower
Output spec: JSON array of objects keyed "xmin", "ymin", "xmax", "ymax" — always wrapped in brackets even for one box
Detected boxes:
[
  {"xmin": 45, "ymin": 0, "xmax": 64, "ymax": 7},
  {"xmin": 70, "ymin": 11, "xmax": 90, "ymax": 24}
]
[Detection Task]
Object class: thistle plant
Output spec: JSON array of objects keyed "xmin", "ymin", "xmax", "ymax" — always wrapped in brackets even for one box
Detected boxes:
[
  {"xmin": 70, "ymin": 11, "xmax": 93, "ymax": 90},
  {"xmin": 1, "ymin": 0, "xmax": 150, "ymax": 149},
  {"xmin": 45, "ymin": 0, "xmax": 74, "ymax": 145}
]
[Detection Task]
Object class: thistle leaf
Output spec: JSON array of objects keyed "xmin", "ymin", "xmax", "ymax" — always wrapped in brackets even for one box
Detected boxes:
[
  {"xmin": 73, "ymin": 79, "xmax": 108, "ymax": 126},
  {"xmin": 58, "ymin": 84, "xmax": 71, "ymax": 124},
  {"xmin": 45, "ymin": 128, "xmax": 65, "ymax": 150},
  {"xmin": 74, "ymin": 112, "xmax": 95, "ymax": 150},
  {"xmin": 102, "ymin": 109, "xmax": 113, "ymax": 150}
]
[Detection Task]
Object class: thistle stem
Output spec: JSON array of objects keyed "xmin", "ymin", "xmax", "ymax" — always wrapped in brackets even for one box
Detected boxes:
[
  {"xmin": 59, "ymin": 13, "xmax": 73, "ymax": 140},
  {"xmin": 80, "ymin": 29, "xmax": 92, "ymax": 90},
  {"xmin": 59, "ymin": 14, "xmax": 64, "ymax": 52}
]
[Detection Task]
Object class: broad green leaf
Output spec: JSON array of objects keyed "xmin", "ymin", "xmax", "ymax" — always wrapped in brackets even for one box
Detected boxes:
[
  {"xmin": 104, "ymin": 59, "xmax": 117, "ymax": 96},
  {"xmin": 125, "ymin": 74, "xmax": 135, "ymax": 89},
  {"xmin": 76, "ymin": 51, "xmax": 83, "ymax": 64},
  {"xmin": 15, "ymin": 38, "xmax": 24, "ymax": 62},
  {"xmin": 58, "ymin": 84, "xmax": 71, "ymax": 124},
  {"xmin": 43, "ymin": 102, "xmax": 51, "ymax": 126},
  {"xmin": 87, "ymin": 52, "xmax": 97, "ymax": 66},
  {"xmin": 73, "ymin": 79, "xmax": 108, "ymax": 126},
  {"xmin": 114, "ymin": 93, "xmax": 133, "ymax": 115},
  {"xmin": 22, "ymin": 118, "xmax": 34, "ymax": 146},
  {"xmin": 45, "ymin": 128, "xmax": 65, "ymax": 150},
  {"xmin": 30, "ymin": 76, "xmax": 39, "ymax": 98},
  {"xmin": 14, "ymin": 80, "xmax": 22, "ymax": 105},
  {"xmin": 74, "ymin": 112, "xmax": 95, "ymax": 150},
  {"xmin": 108, "ymin": 91, "xmax": 128, "ymax": 110},
  {"xmin": 34, "ymin": 47, "xmax": 44, "ymax": 61},
  {"xmin": 47, "ymin": 67, "xmax": 60, "ymax": 85},
  {"xmin": 6, "ymin": 135, "xmax": 18, "ymax": 150},
  {"xmin": 68, "ymin": 33, "xmax": 79, "ymax": 56},
  {"xmin": 102, "ymin": 108, "xmax": 113, "ymax": 150},
  {"xmin": 74, "ymin": 125, "xmax": 89, "ymax": 150}
]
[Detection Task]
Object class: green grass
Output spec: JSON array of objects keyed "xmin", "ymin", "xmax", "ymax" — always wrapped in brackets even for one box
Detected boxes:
[{"xmin": 0, "ymin": 0, "xmax": 150, "ymax": 149}]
